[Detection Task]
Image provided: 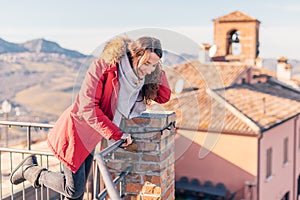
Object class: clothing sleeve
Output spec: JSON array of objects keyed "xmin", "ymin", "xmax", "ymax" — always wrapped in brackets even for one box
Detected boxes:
[
  {"xmin": 78, "ymin": 59, "xmax": 123, "ymax": 141},
  {"xmin": 154, "ymin": 70, "xmax": 171, "ymax": 104}
]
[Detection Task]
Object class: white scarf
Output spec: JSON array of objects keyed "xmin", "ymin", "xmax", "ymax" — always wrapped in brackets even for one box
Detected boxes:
[{"xmin": 113, "ymin": 55, "xmax": 146, "ymax": 126}]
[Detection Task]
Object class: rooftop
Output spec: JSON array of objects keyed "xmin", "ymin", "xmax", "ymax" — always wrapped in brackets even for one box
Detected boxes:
[
  {"xmin": 153, "ymin": 60, "xmax": 300, "ymax": 134},
  {"xmin": 213, "ymin": 10, "xmax": 260, "ymax": 23},
  {"xmin": 215, "ymin": 80, "xmax": 300, "ymax": 131}
]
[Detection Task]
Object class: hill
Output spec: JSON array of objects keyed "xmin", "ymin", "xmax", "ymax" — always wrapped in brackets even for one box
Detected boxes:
[
  {"xmin": 0, "ymin": 38, "xmax": 92, "ymax": 123},
  {"xmin": 0, "ymin": 38, "xmax": 87, "ymax": 58},
  {"xmin": 0, "ymin": 38, "xmax": 27, "ymax": 54},
  {"xmin": 21, "ymin": 38, "xmax": 86, "ymax": 58}
]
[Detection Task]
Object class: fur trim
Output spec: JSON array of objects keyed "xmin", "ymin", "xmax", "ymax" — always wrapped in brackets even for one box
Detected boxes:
[{"xmin": 101, "ymin": 36, "xmax": 132, "ymax": 64}]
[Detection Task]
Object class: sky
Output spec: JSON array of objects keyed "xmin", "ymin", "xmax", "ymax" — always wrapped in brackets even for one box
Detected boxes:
[{"xmin": 1, "ymin": 0, "xmax": 300, "ymax": 59}]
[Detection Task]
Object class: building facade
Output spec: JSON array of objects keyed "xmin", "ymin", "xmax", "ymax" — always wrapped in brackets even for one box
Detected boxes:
[{"xmin": 154, "ymin": 11, "xmax": 300, "ymax": 200}]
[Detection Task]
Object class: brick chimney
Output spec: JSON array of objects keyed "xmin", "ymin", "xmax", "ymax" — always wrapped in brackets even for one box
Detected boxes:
[
  {"xmin": 276, "ymin": 56, "xmax": 292, "ymax": 80},
  {"xmin": 105, "ymin": 111, "xmax": 176, "ymax": 200}
]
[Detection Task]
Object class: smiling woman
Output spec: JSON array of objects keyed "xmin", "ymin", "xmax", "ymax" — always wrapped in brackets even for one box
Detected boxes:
[
  {"xmin": 133, "ymin": 51, "xmax": 160, "ymax": 79},
  {"xmin": 10, "ymin": 35, "xmax": 171, "ymax": 200},
  {"xmin": 126, "ymin": 37, "xmax": 164, "ymax": 104}
]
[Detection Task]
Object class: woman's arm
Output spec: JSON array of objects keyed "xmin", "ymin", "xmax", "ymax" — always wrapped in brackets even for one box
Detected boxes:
[
  {"xmin": 78, "ymin": 59, "xmax": 123, "ymax": 141},
  {"xmin": 154, "ymin": 70, "xmax": 171, "ymax": 104}
]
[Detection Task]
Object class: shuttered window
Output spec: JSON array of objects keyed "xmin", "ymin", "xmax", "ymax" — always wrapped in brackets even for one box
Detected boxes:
[
  {"xmin": 266, "ymin": 148, "xmax": 272, "ymax": 178},
  {"xmin": 284, "ymin": 137, "xmax": 288, "ymax": 164}
]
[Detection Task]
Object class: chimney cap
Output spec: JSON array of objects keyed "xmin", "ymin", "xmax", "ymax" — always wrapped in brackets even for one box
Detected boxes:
[
  {"xmin": 200, "ymin": 43, "xmax": 211, "ymax": 50},
  {"xmin": 255, "ymin": 57, "xmax": 262, "ymax": 61},
  {"xmin": 277, "ymin": 56, "xmax": 288, "ymax": 62}
]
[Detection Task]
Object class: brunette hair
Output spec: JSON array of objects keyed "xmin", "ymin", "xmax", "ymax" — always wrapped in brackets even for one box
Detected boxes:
[{"xmin": 127, "ymin": 37, "xmax": 163, "ymax": 104}]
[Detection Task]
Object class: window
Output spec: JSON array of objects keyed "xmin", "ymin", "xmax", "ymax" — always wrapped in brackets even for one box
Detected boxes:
[
  {"xmin": 281, "ymin": 191, "xmax": 290, "ymax": 200},
  {"xmin": 284, "ymin": 137, "xmax": 288, "ymax": 164},
  {"xmin": 266, "ymin": 148, "xmax": 272, "ymax": 178}
]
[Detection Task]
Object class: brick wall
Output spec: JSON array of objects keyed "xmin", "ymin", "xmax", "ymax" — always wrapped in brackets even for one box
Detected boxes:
[{"xmin": 104, "ymin": 111, "xmax": 176, "ymax": 200}]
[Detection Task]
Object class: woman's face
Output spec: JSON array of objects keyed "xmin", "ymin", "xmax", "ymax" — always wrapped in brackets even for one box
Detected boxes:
[{"xmin": 133, "ymin": 52, "xmax": 160, "ymax": 79}]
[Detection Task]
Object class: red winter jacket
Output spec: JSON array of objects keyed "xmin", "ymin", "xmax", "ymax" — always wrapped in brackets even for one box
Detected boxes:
[{"xmin": 47, "ymin": 58, "xmax": 171, "ymax": 172}]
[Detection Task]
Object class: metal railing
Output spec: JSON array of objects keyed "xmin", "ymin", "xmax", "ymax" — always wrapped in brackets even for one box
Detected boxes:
[
  {"xmin": 0, "ymin": 148, "xmax": 63, "ymax": 200},
  {"xmin": 95, "ymin": 139, "xmax": 133, "ymax": 200},
  {"xmin": 0, "ymin": 121, "xmax": 53, "ymax": 150},
  {"xmin": 0, "ymin": 121, "xmax": 132, "ymax": 200}
]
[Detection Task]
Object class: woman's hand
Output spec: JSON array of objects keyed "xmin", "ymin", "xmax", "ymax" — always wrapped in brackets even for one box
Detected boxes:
[{"xmin": 121, "ymin": 133, "xmax": 133, "ymax": 147}]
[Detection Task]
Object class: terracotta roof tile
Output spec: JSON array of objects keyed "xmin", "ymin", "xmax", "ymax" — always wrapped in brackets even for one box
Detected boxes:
[
  {"xmin": 151, "ymin": 61, "xmax": 257, "ymax": 134},
  {"xmin": 252, "ymin": 67, "xmax": 276, "ymax": 77},
  {"xmin": 254, "ymin": 64, "xmax": 300, "ymax": 90},
  {"xmin": 152, "ymin": 60, "xmax": 300, "ymax": 134},
  {"xmin": 164, "ymin": 60, "xmax": 249, "ymax": 90},
  {"xmin": 151, "ymin": 89, "xmax": 255, "ymax": 134},
  {"xmin": 214, "ymin": 81, "xmax": 300, "ymax": 130}
]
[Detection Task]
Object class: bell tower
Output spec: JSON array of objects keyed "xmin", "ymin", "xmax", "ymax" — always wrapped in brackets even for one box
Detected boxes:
[{"xmin": 212, "ymin": 11, "xmax": 260, "ymax": 64}]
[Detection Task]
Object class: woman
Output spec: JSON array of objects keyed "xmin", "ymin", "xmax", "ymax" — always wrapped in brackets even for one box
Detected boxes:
[{"xmin": 10, "ymin": 36, "xmax": 171, "ymax": 199}]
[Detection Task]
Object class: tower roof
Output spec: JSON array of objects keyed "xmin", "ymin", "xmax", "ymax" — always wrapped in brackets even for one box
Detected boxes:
[{"xmin": 213, "ymin": 11, "xmax": 260, "ymax": 23}]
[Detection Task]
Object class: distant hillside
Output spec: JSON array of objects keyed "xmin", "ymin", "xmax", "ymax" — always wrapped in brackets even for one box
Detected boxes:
[
  {"xmin": 0, "ymin": 38, "xmax": 87, "ymax": 58},
  {"xmin": 162, "ymin": 50, "xmax": 197, "ymax": 66},
  {"xmin": 0, "ymin": 38, "xmax": 27, "ymax": 54},
  {"xmin": 21, "ymin": 38, "xmax": 86, "ymax": 58},
  {"xmin": 0, "ymin": 38, "xmax": 93, "ymax": 123}
]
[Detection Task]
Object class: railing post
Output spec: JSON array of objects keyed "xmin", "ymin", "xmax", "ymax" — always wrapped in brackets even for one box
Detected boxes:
[
  {"xmin": 27, "ymin": 126, "xmax": 31, "ymax": 150},
  {"xmin": 95, "ymin": 155, "xmax": 121, "ymax": 200},
  {"xmin": 104, "ymin": 111, "xmax": 176, "ymax": 200},
  {"xmin": 4, "ymin": 113, "xmax": 8, "ymax": 147}
]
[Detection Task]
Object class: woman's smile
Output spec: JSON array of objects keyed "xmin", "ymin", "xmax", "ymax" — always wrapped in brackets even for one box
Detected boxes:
[{"xmin": 134, "ymin": 52, "xmax": 160, "ymax": 79}]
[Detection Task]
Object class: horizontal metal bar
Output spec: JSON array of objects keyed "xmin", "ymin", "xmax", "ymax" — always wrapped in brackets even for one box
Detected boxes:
[
  {"xmin": 98, "ymin": 166, "xmax": 133, "ymax": 200},
  {"xmin": 0, "ymin": 147, "xmax": 53, "ymax": 156},
  {"xmin": 100, "ymin": 139, "xmax": 126, "ymax": 157},
  {"xmin": 0, "ymin": 121, "xmax": 54, "ymax": 128}
]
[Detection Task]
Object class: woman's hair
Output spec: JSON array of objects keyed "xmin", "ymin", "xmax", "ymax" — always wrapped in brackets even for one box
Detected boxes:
[{"xmin": 127, "ymin": 37, "xmax": 163, "ymax": 104}]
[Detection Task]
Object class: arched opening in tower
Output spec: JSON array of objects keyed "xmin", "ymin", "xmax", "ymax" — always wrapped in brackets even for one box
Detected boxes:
[{"xmin": 227, "ymin": 30, "xmax": 241, "ymax": 56}]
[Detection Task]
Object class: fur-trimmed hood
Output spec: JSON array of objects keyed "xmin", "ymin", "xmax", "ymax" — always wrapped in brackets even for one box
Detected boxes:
[{"xmin": 100, "ymin": 36, "xmax": 132, "ymax": 64}]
